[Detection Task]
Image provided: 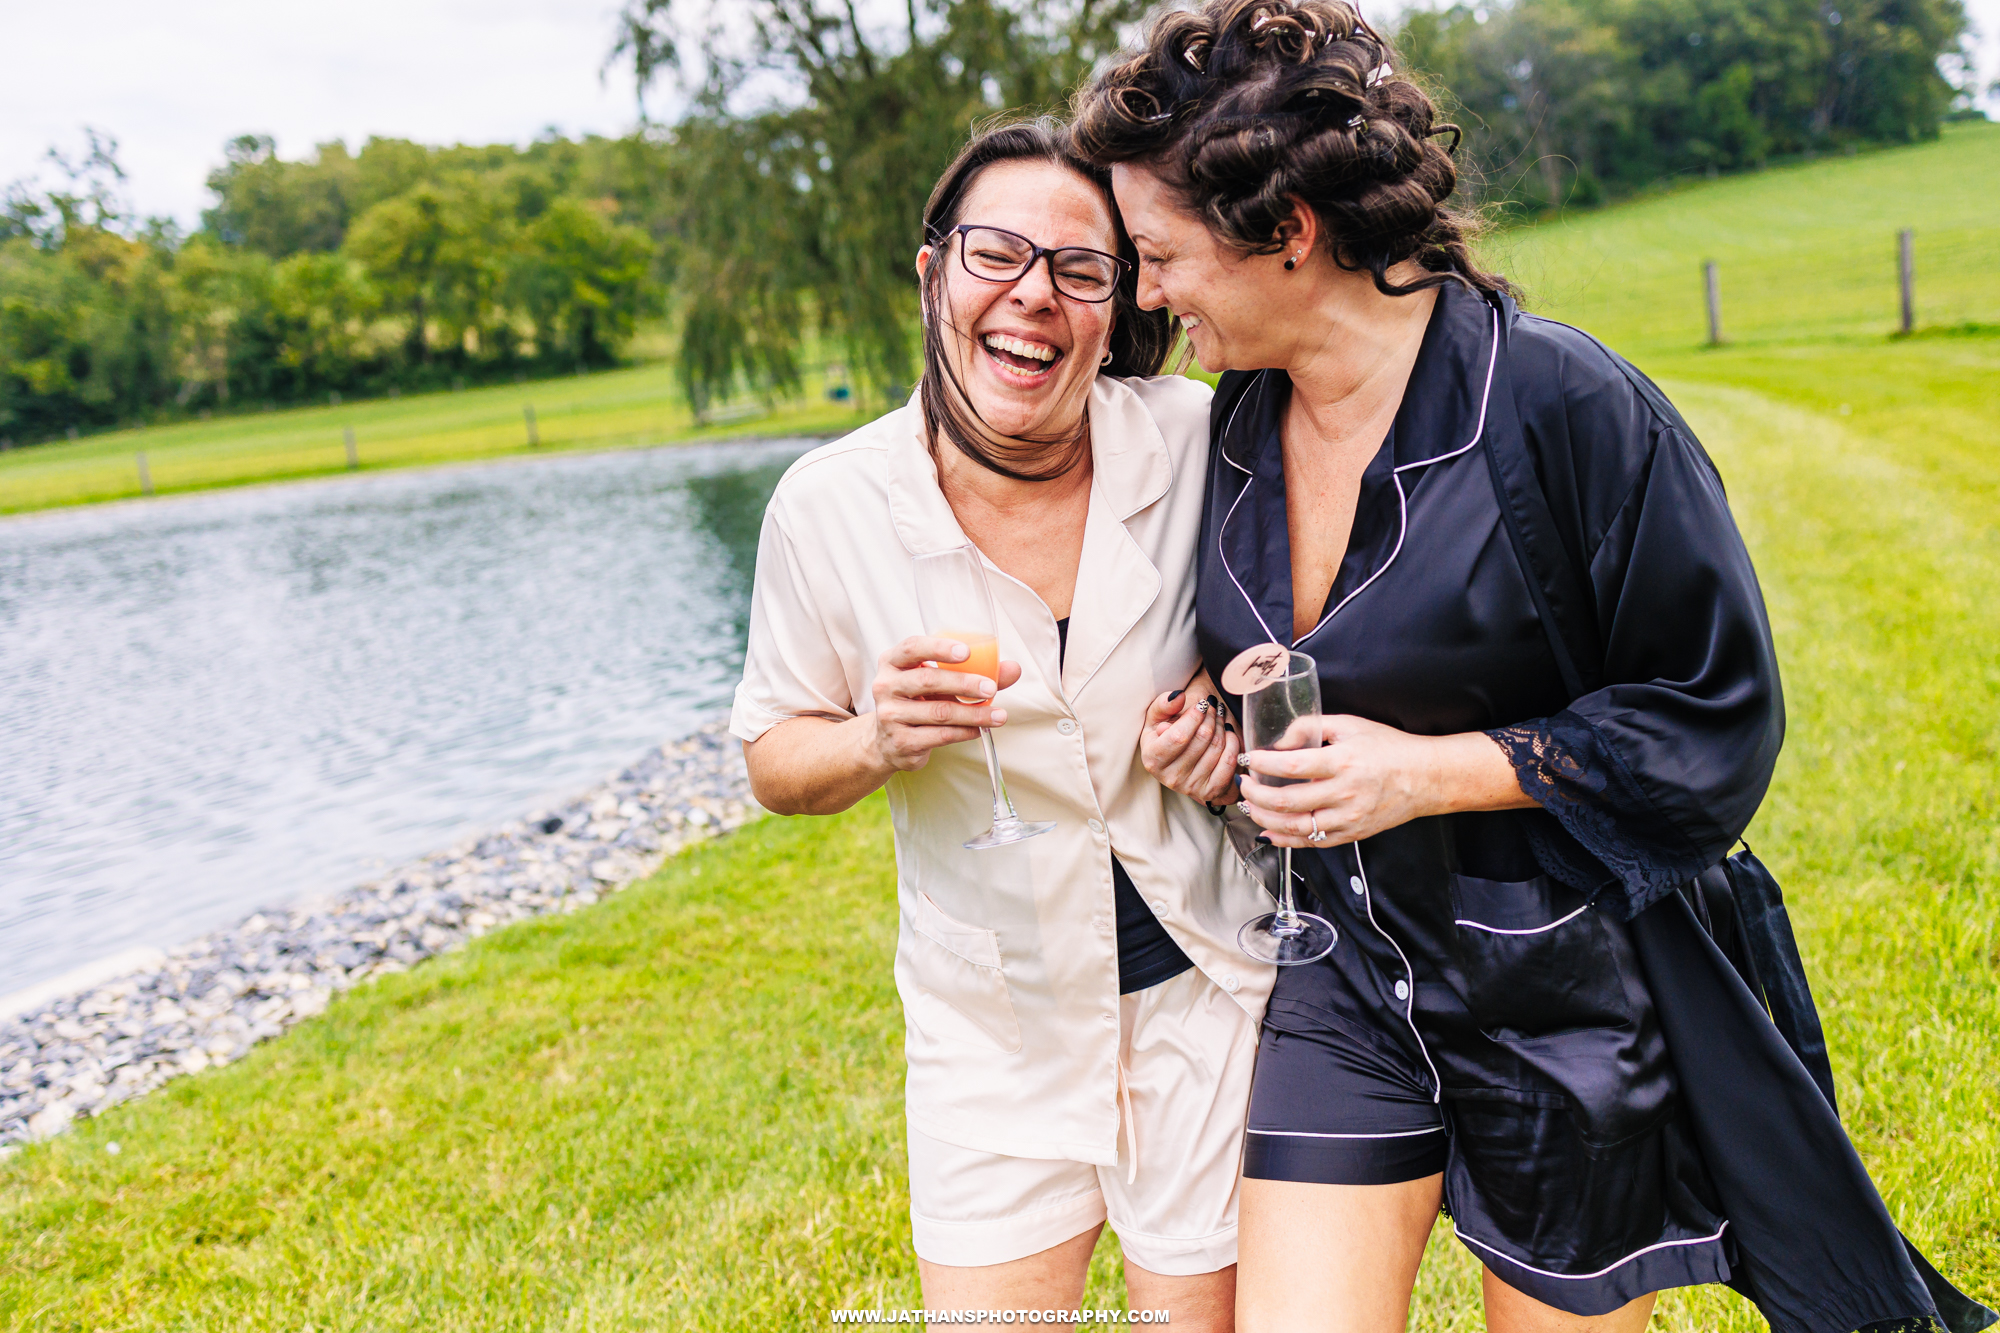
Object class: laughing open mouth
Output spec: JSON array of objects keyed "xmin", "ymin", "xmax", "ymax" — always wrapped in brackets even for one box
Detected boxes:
[{"xmin": 981, "ymin": 332, "xmax": 1063, "ymax": 379}]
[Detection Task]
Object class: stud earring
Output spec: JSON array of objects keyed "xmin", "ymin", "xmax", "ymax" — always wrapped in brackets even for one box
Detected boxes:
[{"xmin": 1284, "ymin": 251, "xmax": 1303, "ymax": 271}]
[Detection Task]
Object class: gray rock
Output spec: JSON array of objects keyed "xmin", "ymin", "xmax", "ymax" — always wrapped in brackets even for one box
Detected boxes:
[{"xmin": 26, "ymin": 1100, "xmax": 74, "ymax": 1139}]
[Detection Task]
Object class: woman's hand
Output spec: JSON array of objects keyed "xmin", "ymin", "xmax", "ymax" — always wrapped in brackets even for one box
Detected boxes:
[
  {"xmin": 868, "ymin": 635, "xmax": 1022, "ymax": 773},
  {"xmin": 745, "ymin": 636, "xmax": 1023, "ymax": 817},
  {"xmin": 1142, "ymin": 670, "xmax": 1241, "ymax": 807},
  {"xmin": 1240, "ymin": 715, "xmax": 1532, "ymax": 846}
]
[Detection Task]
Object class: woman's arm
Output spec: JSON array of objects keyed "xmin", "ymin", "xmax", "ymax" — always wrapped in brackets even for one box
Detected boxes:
[
  {"xmin": 744, "ymin": 636, "xmax": 1021, "ymax": 816},
  {"xmin": 1239, "ymin": 715, "xmax": 1534, "ymax": 847}
]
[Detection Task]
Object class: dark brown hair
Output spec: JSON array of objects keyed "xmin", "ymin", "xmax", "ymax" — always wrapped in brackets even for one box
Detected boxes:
[
  {"xmin": 1071, "ymin": 0, "xmax": 1506, "ymax": 298},
  {"xmin": 919, "ymin": 116, "xmax": 1176, "ymax": 483}
]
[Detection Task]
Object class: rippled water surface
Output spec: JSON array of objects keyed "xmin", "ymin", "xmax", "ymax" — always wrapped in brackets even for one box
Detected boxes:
[{"xmin": 1, "ymin": 440, "xmax": 809, "ymax": 994}]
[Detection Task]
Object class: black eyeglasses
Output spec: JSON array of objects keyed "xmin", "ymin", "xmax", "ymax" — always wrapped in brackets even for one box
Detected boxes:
[{"xmin": 930, "ymin": 224, "xmax": 1131, "ymax": 304}]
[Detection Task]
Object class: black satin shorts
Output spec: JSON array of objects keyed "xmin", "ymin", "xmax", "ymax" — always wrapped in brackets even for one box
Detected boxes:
[{"xmin": 1242, "ymin": 1003, "xmax": 1449, "ymax": 1186}]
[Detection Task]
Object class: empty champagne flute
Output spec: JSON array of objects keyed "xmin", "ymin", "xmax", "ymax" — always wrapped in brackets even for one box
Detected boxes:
[
  {"xmin": 912, "ymin": 545, "xmax": 1055, "ymax": 850},
  {"xmin": 1237, "ymin": 650, "xmax": 1338, "ymax": 965}
]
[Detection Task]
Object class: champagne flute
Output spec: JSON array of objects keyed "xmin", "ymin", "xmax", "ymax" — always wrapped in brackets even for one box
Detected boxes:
[
  {"xmin": 912, "ymin": 545, "xmax": 1055, "ymax": 850},
  {"xmin": 1237, "ymin": 650, "xmax": 1338, "ymax": 965}
]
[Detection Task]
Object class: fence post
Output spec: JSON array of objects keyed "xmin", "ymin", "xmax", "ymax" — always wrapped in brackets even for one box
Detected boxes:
[
  {"xmin": 344, "ymin": 425, "xmax": 359, "ymax": 470},
  {"xmin": 524, "ymin": 404, "xmax": 539, "ymax": 447},
  {"xmin": 1897, "ymin": 229, "xmax": 1915, "ymax": 335},
  {"xmin": 1703, "ymin": 261, "xmax": 1723, "ymax": 346},
  {"xmin": 136, "ymin": 452, "xmax": 153, "ymax": 496}
]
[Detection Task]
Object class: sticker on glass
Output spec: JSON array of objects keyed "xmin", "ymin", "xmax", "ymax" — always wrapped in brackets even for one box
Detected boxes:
[{"xmin": 1220, "ymin": 642, "xmax": 1294, "ymax": 696}]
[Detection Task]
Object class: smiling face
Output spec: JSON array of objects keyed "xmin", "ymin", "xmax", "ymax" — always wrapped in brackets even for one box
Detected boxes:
[
  {"xmin": 1112, "ymin": 161, "xmax": 1298, "ymax": 374},
  {"xmin": 917, "ymin": 159, "xmax": 1120, "ymax": 446}
]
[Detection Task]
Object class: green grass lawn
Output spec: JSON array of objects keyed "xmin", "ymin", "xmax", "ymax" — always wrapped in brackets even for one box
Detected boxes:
[
  {"xmin": 3, "ymin": 127, "xmax": 1996, "ymax": 1329},
  {"xmin": 0, "ymin": 363, "xmax": 874, "ymax": 514}
]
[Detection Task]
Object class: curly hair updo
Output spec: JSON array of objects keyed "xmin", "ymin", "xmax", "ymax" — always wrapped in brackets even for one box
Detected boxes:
[{"xmin": 1071, "ymin": 0, "xmax": 1505, "ymax": 298}]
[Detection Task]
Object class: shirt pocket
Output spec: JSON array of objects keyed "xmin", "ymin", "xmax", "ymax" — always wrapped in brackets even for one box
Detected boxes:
[
  {"xmin": 908, "ymin": 891, "xmax": 1023, "ymax": 1054},
  {"xmin": 1448, "ymin": 875, "xmax": 1629, "ymax": 1040}
]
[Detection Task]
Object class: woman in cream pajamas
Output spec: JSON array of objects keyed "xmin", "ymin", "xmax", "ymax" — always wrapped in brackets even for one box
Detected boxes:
[{"xmin": 731, "ymin": 119, "xmax": 1263, "ymax": 1328}]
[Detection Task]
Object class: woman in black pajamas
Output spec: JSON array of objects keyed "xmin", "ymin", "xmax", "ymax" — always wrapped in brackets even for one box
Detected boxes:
[{"xmin": 1078, "ymin": 2, "xmax": 1996, "ymax": 1331}]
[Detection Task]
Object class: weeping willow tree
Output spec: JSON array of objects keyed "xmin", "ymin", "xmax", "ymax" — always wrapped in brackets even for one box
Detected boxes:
[{"xmin": 608, "ymin": 1, "xmax": 1151, "ymax": 413}]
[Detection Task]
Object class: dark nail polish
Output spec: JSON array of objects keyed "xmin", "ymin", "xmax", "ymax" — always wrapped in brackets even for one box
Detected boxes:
[{"xmin": 1167, "ymin": 689, "xmax": 1184, "ymax": 701}]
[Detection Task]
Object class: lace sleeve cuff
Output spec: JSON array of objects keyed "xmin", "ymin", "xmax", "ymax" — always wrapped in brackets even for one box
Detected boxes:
[{"xmin": 1486, "ymin": 711, "xmax": 1712, "ymax": 918}]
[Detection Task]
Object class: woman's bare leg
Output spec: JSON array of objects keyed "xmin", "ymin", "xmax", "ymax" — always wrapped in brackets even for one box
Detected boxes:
[
  {"xmin": 1236, "ymin": 1174, "xmax": 1443, "ymax": 1332},
  {"xmin": 918, "ymin": 1224, "xmax": 1102, "ymax": 1310},
  {"xmin": 1483, "ymin": 1269, "xmax": 1657, "ymax": 1333},
  {"xmin": 1127, "ymin": 1262, "xmax": 1237, "ymax": 1332}
]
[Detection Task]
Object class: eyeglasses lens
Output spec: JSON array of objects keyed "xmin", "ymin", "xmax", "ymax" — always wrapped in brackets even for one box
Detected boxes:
[{"xmin": 959, "ymin": 228, "xmax": 1120, "ymax": 303}]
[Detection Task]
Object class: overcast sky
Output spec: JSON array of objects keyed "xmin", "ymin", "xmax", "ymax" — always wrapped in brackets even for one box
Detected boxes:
[
  {"xmin": 2, "ymin": 0, "xmax": 647, "ymax": 227},
  {"xmin": 6, "ymin": 0, "xmax": 1997, "ymax": 231}
]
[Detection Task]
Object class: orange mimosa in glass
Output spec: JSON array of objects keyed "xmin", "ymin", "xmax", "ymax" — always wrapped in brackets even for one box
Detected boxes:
[
  {"xmin": 931, "ymin": 629, "xmax": 1000, "ymax": 702},
  {"xmin": 911, "ymin": 546, "xmax": 1054, "ymax": 850}
]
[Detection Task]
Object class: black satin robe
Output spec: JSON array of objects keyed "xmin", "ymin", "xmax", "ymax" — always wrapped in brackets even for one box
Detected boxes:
[{"xmin": 1195, "ymin": 283, "xmax": 1992, "ymax": 1332}]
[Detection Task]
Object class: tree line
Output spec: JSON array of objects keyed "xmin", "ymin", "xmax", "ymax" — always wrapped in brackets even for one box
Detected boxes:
[
  {"xmin": 0, "ymin": 0, "xmax": 1976, "ymax": 447},
  {"xmin": 1, "ymin": 132, "xmax": 659, "ymax": 445},
  {"xmin": 1401, "ymin": 0, "xmax": 1976, "ymax": 212}
]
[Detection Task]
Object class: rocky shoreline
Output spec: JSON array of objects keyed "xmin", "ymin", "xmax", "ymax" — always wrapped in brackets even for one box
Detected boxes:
[{"xmin": 0, "ymin": 723, "xmax": 757, "ymax": 1153}]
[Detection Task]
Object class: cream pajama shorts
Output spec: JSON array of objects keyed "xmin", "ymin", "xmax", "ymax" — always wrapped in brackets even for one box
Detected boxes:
[{"xmin": 906, "ymin": 965, "xmax": 1259, "ymax": 1276}]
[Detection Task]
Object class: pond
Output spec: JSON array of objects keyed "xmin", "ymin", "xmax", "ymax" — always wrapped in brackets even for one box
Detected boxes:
[{"xmin": 0, "ymin": 440, "xmax": 810, "ymax": 997}]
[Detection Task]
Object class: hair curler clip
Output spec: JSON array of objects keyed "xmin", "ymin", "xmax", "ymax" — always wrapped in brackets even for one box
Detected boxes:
[
  {"xmin": 1366, "ymin": 61, "xmax": 1393, "ymax": 87},
  {"xmin": 1348, "ymin": 114, "xmax": 1368, "ymax": 132},
  {"xmin": 1122, "ymin": 86, "xmax": 1177, "ymax": 124}
]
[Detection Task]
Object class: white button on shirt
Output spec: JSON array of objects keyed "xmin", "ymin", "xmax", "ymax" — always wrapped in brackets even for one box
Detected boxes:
[{"xmin": 730, "ymin": 379, "xmax": 1275, "ymax": 1166}]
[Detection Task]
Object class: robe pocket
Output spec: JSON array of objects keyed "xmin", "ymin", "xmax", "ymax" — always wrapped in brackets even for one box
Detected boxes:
[
  {"xmin": 1445, "ymin": 1089, "xmax": 1694, "ymax": 1272},
  {"xmin": 1448, "ymin": 875, "xmax": 1629, "ymax": 1040},
  {"xmin": 908, "ymin": 892, "xmax": 1023, "ymax": 1054}
]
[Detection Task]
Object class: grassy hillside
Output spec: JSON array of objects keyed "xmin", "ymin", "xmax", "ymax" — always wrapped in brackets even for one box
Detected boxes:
[
  {"xmin": 0, "ymin": 363, "xmax": 873, "ymax": 515},
  {"xmin": 1, "ymin": 127, "xmax": 1995, "ymax": 1329},
  {"xmin": 1488, "ymin": 120, "xmax": 1999, "ymax": 516},
  {"xmin": 1491, "ymin": 122, "xmax": 1999, "ymax": 354}
]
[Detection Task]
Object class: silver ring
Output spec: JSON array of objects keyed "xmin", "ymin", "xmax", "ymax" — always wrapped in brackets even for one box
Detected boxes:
[{"xmin": 1307, "ymin": 811, "xmax": 1329, "ymax": 843}]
